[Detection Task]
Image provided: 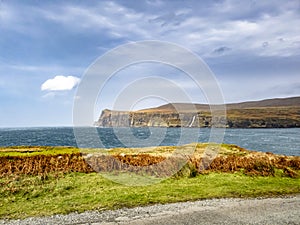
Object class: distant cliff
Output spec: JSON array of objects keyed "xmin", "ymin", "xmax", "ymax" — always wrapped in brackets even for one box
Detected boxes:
[{"xmin": 95, "ymin": 97, "xmax": 300, "ymax": 128}]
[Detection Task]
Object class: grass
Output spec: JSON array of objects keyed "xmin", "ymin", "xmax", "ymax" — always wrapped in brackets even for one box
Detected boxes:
[
  {"xmin": 0, "ymin": 171, "xmax": 299, "ymax": 220},
  {"xmin": 0, "ymin": 146, "xmax": 80, "ymax": 157},
  {"xmin": 226, "ymin": 106, "xmax": 300, "ymax": 120},
  {"xmin": 0, "ymin": 144, "xmax": 225, "ymax": 157},
  {"xmin": 0, "ymin": 144, "xmax": 299, "ymax": 220},
  {"xmin": 105, "ymin": 143, "xmax": 249, "ymax": 157},
  {"xmin": 0, "ymin": 143, "xmax": 264, "ymax": 159}
]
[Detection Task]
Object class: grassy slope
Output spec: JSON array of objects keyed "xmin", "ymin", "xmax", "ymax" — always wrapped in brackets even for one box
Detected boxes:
[
  {"xmin": 0, "ymin": 143, "xmax": 251, "ymax": 157},
  {"xmin": 0, "ymin": 144, "xmax": 299, "ymax": 219},
  {"xmin": 226, "ymin": 107, "xmax": 300, "ymax": 120},
  {"xmin": 140, "ymin": 106, "xmax": 300, "ymax": 121},
  {"xmin": 1, "ymin": 172, "xmax": 299, "ymax": 219}
]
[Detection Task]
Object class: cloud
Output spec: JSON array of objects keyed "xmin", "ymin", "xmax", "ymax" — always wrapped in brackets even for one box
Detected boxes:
[
  {"xmin": 38, "ymin": 2, "xmax": 147, "ymax": 39},
  {"xmin": 148, "ymin": 12, "xmax": 187, "ymax": 27},
  {"xmin": 212, "ymin": 46, "xmax": 231, "ymax": 55},
  {"xmin": 41, "ymin": 75, "xmax": 80, "ymax": 91},
  {"xmin": 3, "ymin": 1, "xmax": 299, "ymax": 58}
]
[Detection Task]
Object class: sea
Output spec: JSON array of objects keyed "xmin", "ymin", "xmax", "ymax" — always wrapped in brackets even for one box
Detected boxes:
[{"xmin": 0, "ymin": 127, "xmax": 299, "ymax": 156}]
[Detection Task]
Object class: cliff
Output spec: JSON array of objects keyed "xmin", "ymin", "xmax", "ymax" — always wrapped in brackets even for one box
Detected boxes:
[{"xmin": 95, "ymin": 97, "xmax": 300, "ymax": 128}]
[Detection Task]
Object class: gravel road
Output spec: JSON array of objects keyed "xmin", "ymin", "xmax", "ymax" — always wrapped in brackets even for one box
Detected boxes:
[{"xmin": 1, "ymin": 195, "xmax": 299, "ymax": 225}]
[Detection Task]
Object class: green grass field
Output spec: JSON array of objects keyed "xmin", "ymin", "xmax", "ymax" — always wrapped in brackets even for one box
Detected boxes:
[
  {"xmin": 0, "ymin": 144, "xmax": 299, "ymax": 220},
  {"xmin": 1, "ymin": 171, "xmax": 300, "ymax": 219}
]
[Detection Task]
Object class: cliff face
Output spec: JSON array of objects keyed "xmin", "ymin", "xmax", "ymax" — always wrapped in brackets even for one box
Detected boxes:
[
  {"xmin": 96, "ymin": 110, "xmax": 216, "ymax": 127},
  {"xmin": 95, "ymin": 97, "xmax": 300, "ymax": 128}
]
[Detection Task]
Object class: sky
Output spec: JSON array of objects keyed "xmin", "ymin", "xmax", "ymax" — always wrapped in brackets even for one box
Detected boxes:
[{"xmin": 0, "ymin": 0, "xmax": 299, "ymax": 127}]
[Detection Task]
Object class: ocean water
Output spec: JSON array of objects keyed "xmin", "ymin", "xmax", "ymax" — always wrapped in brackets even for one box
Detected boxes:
[{"xmin": 0, "ymin": 127, "xmax": 299, "ymax": 156}]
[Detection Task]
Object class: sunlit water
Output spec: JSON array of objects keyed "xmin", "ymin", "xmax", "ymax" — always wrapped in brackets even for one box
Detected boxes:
[{"xmin": 0, "ymin": 127, "xmax": 299, "ymax": 156}]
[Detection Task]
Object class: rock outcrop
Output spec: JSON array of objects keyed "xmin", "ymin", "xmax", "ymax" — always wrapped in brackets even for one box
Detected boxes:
[{"xmin": 95, "ymin": 97, "xmax": 300, "ymax": 128}]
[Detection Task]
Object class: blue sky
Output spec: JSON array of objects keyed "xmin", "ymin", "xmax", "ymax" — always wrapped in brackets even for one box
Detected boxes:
[{"xmin": 0, "ymin": 0, "xmax": 299, "ymax": 127}]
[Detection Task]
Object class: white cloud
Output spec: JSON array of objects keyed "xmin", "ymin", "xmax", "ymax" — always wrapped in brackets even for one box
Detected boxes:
[
  {"xmin": 41, "ymin": 75, "xmax": 80, "ymax": 91},
  {"xmin": 39, "ymin": 2, "xmax": 147, "ymax": 39}
]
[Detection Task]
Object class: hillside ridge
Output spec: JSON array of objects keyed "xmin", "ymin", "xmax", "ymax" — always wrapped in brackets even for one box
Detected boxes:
[
  {"xmin": 95, "ymin": 97, "xmax": 300, "ymax": 128},
  {"xmin": 138, "ymin": 96, "xmax": 300, "ymax": 112}
]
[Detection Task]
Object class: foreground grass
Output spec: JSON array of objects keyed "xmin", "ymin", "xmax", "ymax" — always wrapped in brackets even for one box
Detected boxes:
[{"xmin": 0, "ymin": 172, "xmax": 299, "ymax": 220}]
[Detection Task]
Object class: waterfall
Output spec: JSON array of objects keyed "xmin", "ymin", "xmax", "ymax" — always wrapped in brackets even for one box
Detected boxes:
[{"xmin": 189, "ymin": 115, "xmax": 196, "ymax": 127}]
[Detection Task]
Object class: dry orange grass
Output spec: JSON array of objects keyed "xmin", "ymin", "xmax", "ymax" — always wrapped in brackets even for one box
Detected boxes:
[
  {"xmin": 0, "ymin": 153, "xmax": 93, "ymax": 177},
  {"xmin": 1, "ymin": 150, "xmax": 299, "ymax": 178}
]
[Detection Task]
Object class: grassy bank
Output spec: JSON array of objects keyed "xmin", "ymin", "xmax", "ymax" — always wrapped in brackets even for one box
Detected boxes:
[
  {"xmin": 1, "ymin": 144, "xmax": 299, "ymax": 178},
  {"xmin": 0, "ymin": 144, "xmax": 299, "ymax": 220},
  {"xmin": 1, "ymin": 172, "xmax": 300, "ymax": 219}
]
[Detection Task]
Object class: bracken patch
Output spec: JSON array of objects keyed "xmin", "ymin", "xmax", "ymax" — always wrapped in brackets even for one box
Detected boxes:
[{"xmin": 0, "ymin": 151, "xmax": 299, "ymax": 178}]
